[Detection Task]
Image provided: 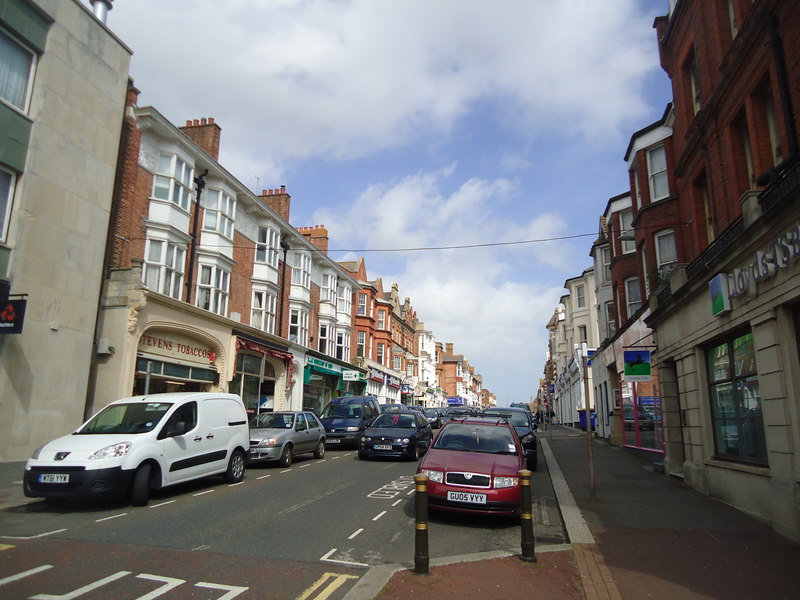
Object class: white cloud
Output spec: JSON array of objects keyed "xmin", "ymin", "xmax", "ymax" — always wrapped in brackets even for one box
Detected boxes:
[{"xmin": 108, "ymin": 0, "xmax": 661, "ymax": 182}]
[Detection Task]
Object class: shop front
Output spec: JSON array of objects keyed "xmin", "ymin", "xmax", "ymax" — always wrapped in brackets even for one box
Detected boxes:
[
  {"xmin": 647, "ymin": 196, "xmax": 800, "ymax": 542},
  {"xmin": 231, "ymin": 335, "xmax": 294, "ymax": 417},
  {"xmin": 134, "ymin": 329, "xmax": 220, "ymax": 395},
  {"xmin": 302, "ymin": 354, "xmax": 365, "ymax": 414}
]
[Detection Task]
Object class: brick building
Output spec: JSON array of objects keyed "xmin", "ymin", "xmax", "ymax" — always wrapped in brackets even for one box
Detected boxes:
[
  {"xmin": 645, "ymin": 0, "xmax": 800, "ymax": 542},
  {"xmin": 92, "ymin": 83, "xmax": 360, "ymax": 417}
]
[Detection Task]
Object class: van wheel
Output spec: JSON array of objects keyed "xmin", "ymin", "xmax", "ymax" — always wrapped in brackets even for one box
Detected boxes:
[
  {"xmin": 314, "ymin": 440, "xmax": 326, "ymax": 459},
  {"xmin": 223, "ymin": 450, "xmax": 246, "ymax": 483},
  {"xmin": 131, "ymin": 464, "xmax": 151, "ymax": 506},
  {"xmin": 279, "ymin": 444, "xmax": 293, "ymax": 467}
]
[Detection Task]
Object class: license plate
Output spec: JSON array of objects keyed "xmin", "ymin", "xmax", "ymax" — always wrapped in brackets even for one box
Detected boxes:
[
  {"xmin": 447, "ymin": 490, "xmax": 486, "ymax": 504},
  {"xmin": 327, "ymin": 438, "xmax": 340, "ymax": 444},
  {"xmin": 39, "ymin": 474, "xmax": 69, "ymax": 484},
  {"xmin": 374, "ymin": 444, "xmax": 392, "ymax": 450}
]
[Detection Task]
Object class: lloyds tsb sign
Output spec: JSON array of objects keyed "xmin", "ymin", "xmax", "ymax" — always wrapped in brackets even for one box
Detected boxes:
[{"xmin": 710, "ymin": 223, "xmax": 800, "ymax": 316}]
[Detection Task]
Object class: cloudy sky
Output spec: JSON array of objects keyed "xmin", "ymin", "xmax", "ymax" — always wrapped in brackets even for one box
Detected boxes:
[{"xmin": 94, "ymin": 0, "xmax": 673, "ymax": 406}]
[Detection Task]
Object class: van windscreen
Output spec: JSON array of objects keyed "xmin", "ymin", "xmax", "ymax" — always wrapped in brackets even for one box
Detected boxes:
[
  {"xmin": 320, "ymin": 401, "xmax": 363, "ymax": 419},
  {"xmin": 78, "ymin": 402, "xmax": 172, "ymax": 434}
]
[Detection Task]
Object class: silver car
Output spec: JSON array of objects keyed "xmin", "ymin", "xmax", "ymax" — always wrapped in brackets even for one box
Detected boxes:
[{"xmin": 248, "ymin": 411, "xmax": 326, "ymax": 467}]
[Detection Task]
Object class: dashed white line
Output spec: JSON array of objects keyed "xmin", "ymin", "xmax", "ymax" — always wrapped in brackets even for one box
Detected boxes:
[
  {"xmin": 149, "ymin": 500, "xmax": 177, "ymax": 508},
  {"xmin": 392, "ymin": 499, "xmax": 403, "ymax": 507},
  {"xmin": 228, "ymin": 481, "xmax": 245, "ymax": 487},
  {"xmin": 257, "ymin": 474, "xmax": 272, "ymax": 480},
  {"xmin": 95, "ymin": 513, "xmax": 127, "ymax": 523},
  {"xmin": 348, "ymin": 528, "xmax": 364, "ymax": 540},
  {"xmin": 372, "ymin": 511, "xmax": 387, "ymax": 521},
  {"xmin": 193, "ymin": 490, "xmax": 215, "ymax": 497},
  {"xmin": 280, "ymin": 469, "xmax": 292, "ymax": 474}
]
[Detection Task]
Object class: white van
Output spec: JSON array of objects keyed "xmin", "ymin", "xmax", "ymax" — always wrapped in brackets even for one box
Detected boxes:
[{"xmin": 23, "ymin": 392, "xmax": 249, "ymax": 506}]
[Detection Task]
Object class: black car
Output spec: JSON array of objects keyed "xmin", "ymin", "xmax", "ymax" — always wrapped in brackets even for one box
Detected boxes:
[
  {"xmin": 482, "ymin": 407, "xmax": 538, "ymax": 470},
  {"xmin": 423, "ymin": 407, "xmax": 445, "ymax": 428},
  {"xmin": 358, "ymin": 410, "xmax": 433, "ymax": 461}
]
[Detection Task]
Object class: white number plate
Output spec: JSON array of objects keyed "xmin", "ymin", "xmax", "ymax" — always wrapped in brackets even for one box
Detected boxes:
[
  {"xmin": 327, "ymin": 438, "xmax": 340, "ymax": 443},
  {"xmin": 39, "ymin": 474, "xmax": 69, "ymax": 483},
  {"xmin": 374, "ymin": 444, "xmax": 392, "ymax": 450},
  {"xmin": 447, "ymin": 490, "xmax": 486, "ymax": 504}
]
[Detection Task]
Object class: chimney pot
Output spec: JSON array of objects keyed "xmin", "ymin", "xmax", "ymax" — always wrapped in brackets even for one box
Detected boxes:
[
  {"xmin": 201, "ymin": 117, "xmax": 207, "ymax": 125},
  {"xmin": 261, "ymin": 189, "xmax": 267, "ymax": 195},
  {"xmin": 193, "ymin": 119, "xmax": 199, "ymax": 126},
  {"xmin": 281, "ymin": 185, "xmax": 286, "ymax": 193},
  {"xmin": 209, "ymin": 117, "xmax": 215, "ymax": 124},
  {"xmin": 185, "ymin": 120, "xmax": 192, "ymax": 126}
]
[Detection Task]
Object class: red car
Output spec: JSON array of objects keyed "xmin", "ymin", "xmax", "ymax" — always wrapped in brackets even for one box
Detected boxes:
[{"xmin": 416, "ymin": 416, "xmax": 534, "ymax": 516}]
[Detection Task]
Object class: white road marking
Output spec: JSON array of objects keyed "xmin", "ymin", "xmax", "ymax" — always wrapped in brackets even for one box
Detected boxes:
[
  {"xmin": 348, "ymin": 528, "xmax": 364, "ymax": 540},
  {"xmin": 30, "ymin": 570, "xmax": 130, "ymax": 599},
  {"xmin": 257, "ymin": 474, "xmax": 272, "ymax": 480},
  {"xmin": 149, "ymin": 500, "xmax": 176, "ymax": 508},
  {"xmin": 372, "ymin": 511, "xmax": 387, "ymax": 521},
  {"xmin": 195, "ymin": 581, "xmax": 249, "ymax": 599},
  {"xmin": 0, "ymin": 565, "xmax": 53, "ymax": 586},
  {"xmin": 134, "ymin": 573, "xmax": 184, "ymax": 599},
  {"xmin": 192, "ymin": 490, "xmax": 215, "ymax": 497},
  {"xmin": 1, "ymin": 528, "xmax": 67, "ymax": 540},
  {"xmin": 95, "ymin": 513, "xmax": 127, "ymax": 523},
  {"xmin": 319, "ymin": 549, "xmax": 369, "ymax": 568}
]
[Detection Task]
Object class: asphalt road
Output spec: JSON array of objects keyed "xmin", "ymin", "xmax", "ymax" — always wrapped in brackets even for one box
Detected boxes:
[{"xmin": 0, "ymin": 444, "xmax": 566, "ymax": 599}]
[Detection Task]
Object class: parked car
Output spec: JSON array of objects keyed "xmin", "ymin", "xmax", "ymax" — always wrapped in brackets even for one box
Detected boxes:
[
  {"xmin": 358, "ymin": 410, "xmax": 433, "ymax": 461},
  {"xmin": 319, "ymin": 396, "xmax": 381, "ymax": 447},
  {"xmin": 417, "ymin": 416, "xmax": 534, "ymax": 517},
  {"xmin": 248, "ymin": 411, "xmax": 326, "ymax": 467},
  {"xmin": 381, "ymin": 403, "xmax": 409, "ymax": 412},
  {"xmin": 623, "ymin": 405, "xmax": 657, "ymax": 430},
  {"xmin": 482, "ymin": 407, "xmax": 538, "ymax": 470},
  {"xmin": 423, "ymin": 407, "xmax": 445, "ymax": 429},
  {"xmin": 23, "ymin": 392, "xmax": 249, "ymax": 506},
  {"xmin": 440, "ymin": 406, "xmax": 479, "ymax": 426}
]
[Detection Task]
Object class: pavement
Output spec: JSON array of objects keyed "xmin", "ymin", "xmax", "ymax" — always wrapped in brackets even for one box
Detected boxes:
[
  {"xmin": 3, "ymin": 427, "xmax": 800, "ymax": 600},
  {"xmin": 349, "ymin": 426, "xmax": 800, "ymax": 600}
]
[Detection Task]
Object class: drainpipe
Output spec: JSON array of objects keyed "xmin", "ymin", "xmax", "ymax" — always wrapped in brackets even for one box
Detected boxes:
[{"xmin": 185, "ymin": 170, "xmax": 208, "ymax": 305}]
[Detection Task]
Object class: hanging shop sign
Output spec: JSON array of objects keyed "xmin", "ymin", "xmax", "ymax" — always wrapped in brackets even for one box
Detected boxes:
[
  {"xmin": 342, "ymin": 370, "xmax": 361, "ymax": 382},
  {"xmin": 623, "ymin": 350, "xmax": 652, "ymax": 382},
  {"xmin": 711, "ymin": 222, "xmax": 800, "ymax": 316},
  {"xmin": 0, "ymin": 298, "xmax": 27, "ymax": 334}
]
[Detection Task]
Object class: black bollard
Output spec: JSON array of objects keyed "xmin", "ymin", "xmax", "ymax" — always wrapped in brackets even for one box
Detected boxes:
[
  {"xmin": 519, "ymin": 469, "xmax": 536, "ymax": 562},
  {"xmin": 414, "ymin": 473, "xmax": 430, "ymax": 575}
]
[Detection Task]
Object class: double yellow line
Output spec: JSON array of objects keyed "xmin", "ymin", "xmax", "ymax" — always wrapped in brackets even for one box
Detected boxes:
[{"xmin": 295, "ymin": 572, "xmax": 359, "ymax": 600}]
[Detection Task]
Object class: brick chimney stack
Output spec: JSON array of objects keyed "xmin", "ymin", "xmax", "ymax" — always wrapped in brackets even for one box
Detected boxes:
[
  {"xmin": 179, "ymin": 117, "xmax": 221, "ymax": 161},
  {"xmin": 296, "ymin": 225, "xmax": 329, "ymax": 254},
  {"xmin": 259, "ymin": 186, "xmax": 291, "ymax": 222}
]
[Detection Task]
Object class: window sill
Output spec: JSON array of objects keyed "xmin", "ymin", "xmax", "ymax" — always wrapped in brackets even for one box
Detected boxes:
[{"xmin": 706, "ymin": 458, "xmax": 770, "ymax": 477}]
